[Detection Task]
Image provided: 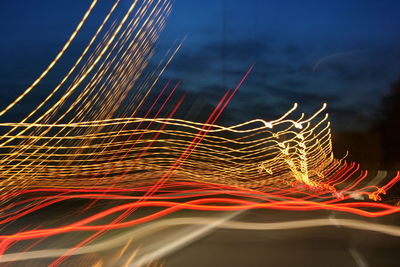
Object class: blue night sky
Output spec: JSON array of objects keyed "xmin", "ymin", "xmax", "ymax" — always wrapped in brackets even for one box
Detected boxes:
[{"xmin": 0, "ymin": 0, "xmax": 400, "ymax": 131}]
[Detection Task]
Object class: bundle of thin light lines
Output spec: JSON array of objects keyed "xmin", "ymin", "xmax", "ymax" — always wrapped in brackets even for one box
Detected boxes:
[
  {"xmin": 0, "ymin": 0, "xmax": 379, "ymax": 197},
  {"xmin": 0, "ymin": 0, "xmax": 182, "ymax": 193},
  {"xmin": 0, "ymin": 100, "xmax": 335, "ymax": 191},
  {"xmin": 2, "ymin": 2, "xmax": 400, "ymax": 266}
]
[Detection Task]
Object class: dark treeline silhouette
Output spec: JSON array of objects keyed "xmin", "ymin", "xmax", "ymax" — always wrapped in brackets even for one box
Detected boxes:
[
  {"xmin": 332, "ymin": 77, "xmax": 400, "ymax": 170},
  {"xmin": 367, "ymin": 79, "xmax": 400, "ymax": 167},
  {"xmin": 373, "ymin": 78, "xmax": 400, "ymax": 168}
]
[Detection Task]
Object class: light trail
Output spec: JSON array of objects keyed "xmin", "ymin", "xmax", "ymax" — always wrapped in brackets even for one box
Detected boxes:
[
  {"xmin": 2, "ymin": 216, "xmax": 400, "ymax": 263},
  {"xmin": 0, "ymin": 0, "xmax": 399, "ymax": 265}
]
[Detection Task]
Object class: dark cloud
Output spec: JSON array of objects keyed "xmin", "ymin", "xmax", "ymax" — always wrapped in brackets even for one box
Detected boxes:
[
  {"xmin": 202, "ymin": 40, "xmax": 269, "ymax": 61},
  {"xmin": 280, "ymin": 44, "xmax": 305, "ymax": 61},
  {"xmin": 168, "ymin": 39, "xmax": 269, "ymax": 75},
  {"xmin": 167, "ymin": 51, "xmax": 213, "ymax": 74}
]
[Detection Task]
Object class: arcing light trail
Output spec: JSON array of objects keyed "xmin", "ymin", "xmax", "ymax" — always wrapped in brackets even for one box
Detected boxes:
[{"xmin": 0, "ymin": 0, "xmax": 400, "ymax": 265}]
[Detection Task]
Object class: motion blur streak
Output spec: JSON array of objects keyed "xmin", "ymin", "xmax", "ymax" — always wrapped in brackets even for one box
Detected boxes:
[
  {"xmin": 1, "ymin": 0, "xmax": 400, "ymax": 266},
  {"xmin": 2, "ymin": 216, "xmax": 400, "ymax": 263},
  {"xmin": 0, "ymin": 0, "xmax": 99, "ymax": 117}
]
